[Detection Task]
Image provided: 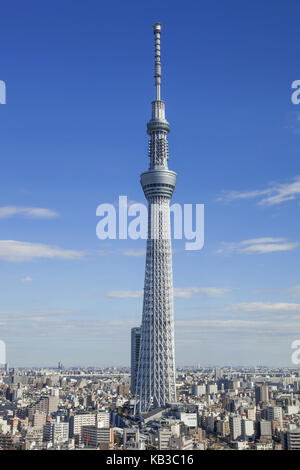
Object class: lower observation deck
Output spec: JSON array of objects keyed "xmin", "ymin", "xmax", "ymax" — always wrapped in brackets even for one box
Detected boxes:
[{"xmin": 141, "ymin": 168, "xmax": 177, "ymax": 199}]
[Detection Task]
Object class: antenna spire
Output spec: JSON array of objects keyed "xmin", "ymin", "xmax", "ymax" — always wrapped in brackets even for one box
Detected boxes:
[{"xmin": 153, "ymin": 23, "xmax": 162, "ymax": 100}]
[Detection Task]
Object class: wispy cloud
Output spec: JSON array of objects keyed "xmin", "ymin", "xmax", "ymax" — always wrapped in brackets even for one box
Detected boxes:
[
  {"xmin": 217, "ymin": 237, "xmax": 299, "ymax": 254},
  {"xmin": 0, "ymin": 206, "xmax": 58, "ymax": 219},
  {"xmin": 106, "ymin": 286, "xmax": 230, "ymax": 299},
  {"xmin": 223, "ymin": 302, "xmax": 300, "ymax": 314},
  {"xmin": 106, "ymin": 290, "xmax": 143, "ymax": 299},
  {"xmin": 122, "ymin": 249, "xmax": 146, "ymax": 257},
  {"xmin": 218, "ymin": 175, "xmax": 300, "ymax": 206},
  {"xmin": 287, "ymin": 285, "xmax": 300, "ymax": 297},
  {"xmin": 20, "ymin": 276, "xmax": 32, "ymax": 283},
  {"xmin": 0, "ymin": 240, "xmax": 85, "ymax": 262},
  {"xmin": 95, "ymin": 249, "xmax": 146, "ymax": 257},
  {"xmin": 173, "ymin": 287, "xmax": 230, "ymax": 298}
]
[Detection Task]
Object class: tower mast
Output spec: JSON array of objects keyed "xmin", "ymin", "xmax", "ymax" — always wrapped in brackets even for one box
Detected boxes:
[{"xmin": 136, "ymin": 23, "xmax": 177, "ymax": 413}]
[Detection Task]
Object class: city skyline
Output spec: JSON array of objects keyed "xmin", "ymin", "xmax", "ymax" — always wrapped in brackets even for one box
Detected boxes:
[{"xmin": 0, "ymin": 0, "xmax": 300, "ymax": 367}]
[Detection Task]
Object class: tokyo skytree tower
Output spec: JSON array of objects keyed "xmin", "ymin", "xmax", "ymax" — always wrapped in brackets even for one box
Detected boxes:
[{"xmin": 136, "ymin": 23, "xmax": 177, "ymax": 413}]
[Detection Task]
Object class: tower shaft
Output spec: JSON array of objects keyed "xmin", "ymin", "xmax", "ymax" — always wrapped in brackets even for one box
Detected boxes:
[{"xmin": 136, "ymin": 23, "xmax": 176, "ymax": 413}]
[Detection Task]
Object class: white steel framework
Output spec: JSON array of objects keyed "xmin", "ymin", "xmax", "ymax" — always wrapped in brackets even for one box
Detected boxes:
[{"xmin": 136, "ymin": 23, "xmax": 176, "ymax": 413}]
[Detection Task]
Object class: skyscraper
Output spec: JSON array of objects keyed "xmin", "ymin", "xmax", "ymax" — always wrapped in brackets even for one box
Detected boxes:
[
  {"xmin": 130, "ymin": 327, "xmax": 141, "ymax": 395},
  {"xmin": 135, "ymin": 23, "xmax": 177, "ymax": 413}
]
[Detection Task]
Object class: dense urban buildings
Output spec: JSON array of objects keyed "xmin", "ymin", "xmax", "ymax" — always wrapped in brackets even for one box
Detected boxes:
[
  {"xmin": 135, "ymin": 23, "xmax": 177, "ymax": 413},
  {"xmin": 1, "ymin": 365, "xmax": 300, "ymax": 450}
]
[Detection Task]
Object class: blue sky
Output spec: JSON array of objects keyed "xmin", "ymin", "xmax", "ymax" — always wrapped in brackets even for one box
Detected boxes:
[{"xmin": 1, "ymin": 0, "xmax": 300, "ymax": 367}]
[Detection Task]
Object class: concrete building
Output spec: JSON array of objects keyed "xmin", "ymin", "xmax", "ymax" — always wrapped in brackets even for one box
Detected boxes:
[
  {"xmin": 43, "ymin": 420, "xmax": 69, "ymax": 444},
  {"xmin": 169, "ymin": 436, "xmax": 193, "ymax": 450},
  {"xmin": 69, "ymin": 413, "xmax": 96, "ymax": 438},
  {"xmin": 81, "ymin": 425, "xmax": 113, "ymax": 448},
  {"xmin": 255, "ymin": 384, "xmax": 269, "ymax": 404},
  {"xmin": 130, "ymin": 327, "xmax": 141, "ymax": 395},
  {"xmin": 158, "ymin": 428, "xmax": 172, "ymax": 450},
  {"xmin": 191, "ymin": 384, "xmax": 206, "ymax": 397},
  {"xmin": 281, "ymin": 426, "xmax": 300, "ymax": 450},
  {"xmin": 241, "ymin": 418, "xmax": 254, "ymax": 440},
  {"xmin": 257, "ymin": 420, "xmax": 272, "ymax": 440},
  {"xmin": 96, "ymin": 411, "xmax": 110, "ymax": 428},
  {"xmin": 229, "ymin": 415, "xmax": 242, "ymax": 440},
  {"xmin": 266, "ymin": 405, "xmax": 283, "ymax": 425},
  {"xmin": 123, "ymin": 428, "xmax": 145, "ymax": 450},
  {"xmin": 217, "ymin": 420, "xmax": 230, "ymax": 437}
]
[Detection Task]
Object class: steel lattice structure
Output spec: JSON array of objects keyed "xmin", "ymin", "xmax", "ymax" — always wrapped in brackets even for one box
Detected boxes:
[{"xmin": 135, "ymin": 23, "xmax": 177, "ymax": 413}]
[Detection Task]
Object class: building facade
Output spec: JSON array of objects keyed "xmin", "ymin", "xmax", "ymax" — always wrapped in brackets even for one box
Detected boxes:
[{"xmin": 130, "ymin": 327, "xmax": 141, "ymax": 395}]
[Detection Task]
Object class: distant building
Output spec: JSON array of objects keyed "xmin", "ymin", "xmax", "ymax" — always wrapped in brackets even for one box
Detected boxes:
[
  {"xmin": 178, "ymin": 412, "xmax": 197, "ymax": 429},
  {"xmin": 206, "ymin": 383, "xmax": 218, "ymax": 394},
  {"xmin": 81, "ymin": 425, "xmax": 113, "ymax": 448},
  {"xmin": 255, "ymin": 384, "xmax": 269, "ymax": 404},
  {"xmin": 43, "ymin": 420, "xmax": 69, "ymax": 444},
  {"xmin": 265, "ymin": 405, "xmax": 283, "ymax": 425},
  {"xmin": 191, "ymin": 384, "xmax": 206, "ymax": 397},
  {"xmin": 96, "ymin": 411, "xmax": 110, "ymax": 428},
  {"xmin": 229, "ymin": 415, "xmax": 242, "ymax": 441},
  {"xmin": 158, "ymin": 428, "xmax": 173, "ymax": 450},
  {"xmin": 241, "ymin": 418, "xmax": 254, "ymax": 440},
  {"xmin": 123, "ymin": 428, "xmax": 145, "ymax": 450},
  {"xmin": 281, "ymin": 426, "xmax": 300, "ymax": 450},
  {"xmin": 28, "ymin": 395, "xmax": 58, "ymax": 422},
  {"xmin": 32, "ymin": 411, "xmax": 47, "ymax": 428},
  {"xmin": 130, "ymin": 327, "xmax": 141, "ymax": 395},
  {"xmin": 257, "ymin": 420, "xmax": 272, "ymax": 440},
  {"xmin": 217, "ymin": 420, "xmax": 230, "ymax": 437},
  {"xmin": 69, "ymin": 413, "xmax": 96, "ymax": 439},
  {"xmin": 169, "ymin": 436, "xmax": 193, "ymax": 450}
]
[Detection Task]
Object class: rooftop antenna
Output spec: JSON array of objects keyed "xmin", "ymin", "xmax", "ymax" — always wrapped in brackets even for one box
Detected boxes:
[{"xmin": 153, "ymin": 23, "xmax": 162, "ymax": 100}]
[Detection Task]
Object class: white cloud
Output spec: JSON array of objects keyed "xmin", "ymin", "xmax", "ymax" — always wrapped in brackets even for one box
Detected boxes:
[
  {"xmin": 0, "ymin": 240, "xmax": 84, "ymax": 262},
  {"xmin": 106, "ymin": 286, "xmax": 229, "ymax": 299},
  {"xmin": 0, "ymin": 206, "xmax": 58, "ymax": 219},
  {"xmin": 20, "ymin": 276, "xmax": 32, "ymax": 283},
  {"xmin": 176, "ymin": 319, "xmax": 267, "ymax": 328},
  {"xmin": 218, "ymin": 175, "xmax": 300, "ymax": 206},
  {"xmin": 218, "ymin": 237, "xmax": 298, "ymax": 254},
  {"xmin": 122, "ymin": 249, "xmax": 146, "ymax": 257},
  {"xmin": 287, "ymin": 285, "xmax": 300, "ymax": 297},
  {"xmin": 174, "ymin": 287, "xmax": 230, "ymax": 298},
  {"xmin": 223, "ymin": 302, "xmax": 300, "ymax": 313},
  {"xmin": 106, "ymin": 290, "xmax": 143, "ymax": 299}
]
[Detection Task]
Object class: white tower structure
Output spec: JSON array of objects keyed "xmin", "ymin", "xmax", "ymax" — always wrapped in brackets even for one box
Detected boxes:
[{"xmin": 135, "ymin": 23, "xmax": 177, "ymax": 413}]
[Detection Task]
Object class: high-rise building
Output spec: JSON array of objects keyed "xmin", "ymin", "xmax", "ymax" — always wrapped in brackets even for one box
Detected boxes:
[
  {"xmin": 191, "ymin": 384, "xmax": 206, "ymax": 397},
  {"xmin": 135, "ymin": 23, "xmax": 177, "ymax": 413},
  {"xmin": 130, "ymin": 327, "xmax": 141, "ymax": 395},
  {"xmin": 281, "ymin": 425, "xmax": 300, "ymax": 450},
  {"xmin": 69, "ymin": 413, "xmax": 96, "ymax": 439},
  {"xmin": 28, "ymin": 395, "xmax": 58, "ymax": 422},
  {"xmin": 265, "ymin": 405, "xmax": 283, "ymax": 425},
  {"xmin": 255, "ymin": 384, "xmax": 269, "ymax": 404},
  {"xmin": 241, "ymin": 418, "xmax": 254, "ymax": 440},
  {"xmin": 229, "ymin": 415, "xmax": 242, "ymax": 441},
  {"xmin": 43, "ymin": 420, "xmax": 69, "ymax": 444},
  {"xmin": 257, "ymin": 420, "xmax": 272, "ymax": 440}
]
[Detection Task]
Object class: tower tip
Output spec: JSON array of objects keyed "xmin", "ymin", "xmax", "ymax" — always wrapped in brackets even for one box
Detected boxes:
[
  {"xmin": 153, "ymin": 23, "xmax": 162, "ymax": 100},
  {"xmin": 153, "ymin": 23, "xmax": 162, "ymax": 33}
]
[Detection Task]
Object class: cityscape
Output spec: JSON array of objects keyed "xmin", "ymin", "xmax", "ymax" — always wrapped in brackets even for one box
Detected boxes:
[
  {"xmin": 0, "ymin": 365, "xmax": 300, "ymax": 450},
  {"xmin": 1, "ymin": 0, "xmax": 300, "ymax": 455}
]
